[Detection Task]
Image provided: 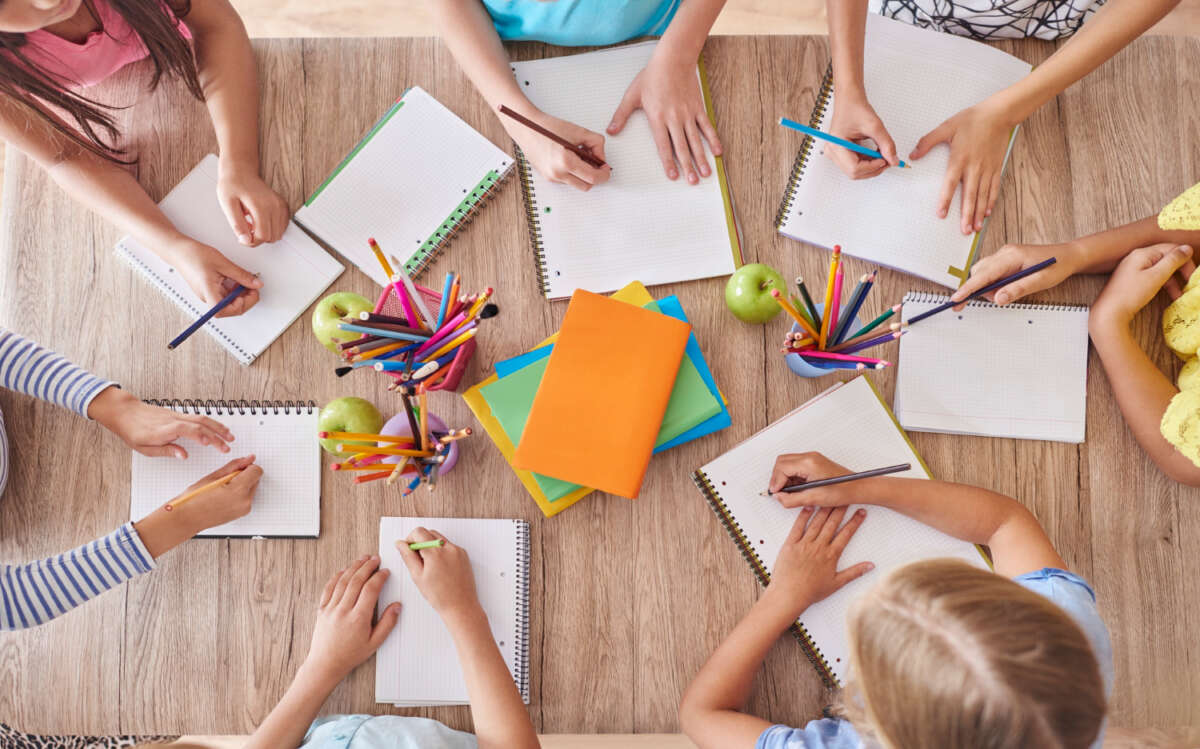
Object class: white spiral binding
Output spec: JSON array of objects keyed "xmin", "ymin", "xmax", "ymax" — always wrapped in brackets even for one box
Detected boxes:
[
  {"xmin": 902, "ymin": 291, "xmax": 1087, "ymax": 314},
  {"xmin": 144, "ymin": 399, "xmax": 318, "ymax": 416},
  {"xmin": 513, "ymin": 518, "xmax": 532, "ymax": 703}
]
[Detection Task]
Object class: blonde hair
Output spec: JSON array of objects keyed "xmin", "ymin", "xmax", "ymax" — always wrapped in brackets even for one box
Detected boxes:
[{"xmin": 841, "ymin": 559, "xmax": 1106, "ymax": 749}]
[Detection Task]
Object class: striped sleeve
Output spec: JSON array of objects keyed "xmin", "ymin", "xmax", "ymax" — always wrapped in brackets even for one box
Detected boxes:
[
  {"xmin": 0, "ymin": 327, "xmax": 116, "ymax": 418},
  {"xmin": 0, "ymin": 523, "xmax": 156, "ymax": 631}
]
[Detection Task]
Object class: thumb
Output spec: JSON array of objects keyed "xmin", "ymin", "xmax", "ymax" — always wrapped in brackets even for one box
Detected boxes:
[
  {"xmin": 368, "ymin": 601, "xmax": 402, "ymax": 649},
  {"xmin": 220, "ymin": 196, "xmax": 254, "ymax": 246},
  {"xmin": 607, "ymin": 85, "xmax": 639, "ymax": 135},
  {"xmin": 395, "ymin": 539, "xmax": 424, "ymax": 579},
  {"xmin": 1145, "ymin": 244, "xmax": 1193, "ymax": 277},
  {"xmin": 910, "ymin": 121, "xmax": 951, "ymax": 161},
  {"xmin": 869, "ymin": 122, "xmax": 899, "ymax": 167},
  {"xmin": 214, "ymin": 253, "xmax": 263, "ymax": 290},
  {"xmin": 833, "ymin": 561, "xmax": 876, "ymax": 589}
]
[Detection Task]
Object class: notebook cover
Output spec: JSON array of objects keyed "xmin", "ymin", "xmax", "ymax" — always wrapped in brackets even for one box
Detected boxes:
[{"xmin": 512, "ymin": 289, "xmax": 690, "ymax": 498}]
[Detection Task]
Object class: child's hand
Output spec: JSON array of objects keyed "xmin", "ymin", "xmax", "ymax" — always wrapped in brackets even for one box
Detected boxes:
[
  {"xmin": 1092, "ymin": 244, "xmax": 1194, "ymax": 328},
  {"xmin": 825, "ymin": 93, "xmax": 898, "ymax": 179},
  {"xmin": 505, "ymin": 108, "xmax": 611, "ymax": 192},
  {"xmin": 302, "ymin": 555, "xmax": 402, "ymax": 686},
  {"xmin": 767, "ymin": 452, "xmax": 857, "ymax": 508},
  {"xmin": 909, "ymin": 99, "xmax": 1014, "ymax": 235},
  {"xmin": 216, "ymin": 162, "xmax": 290, "ymax": 246},
  {"xmin": 765, "ymin": 506, "xmax": 874, "ymax": 618},
  {"xmin": 169, "ymin": 238, "xmax": 263, "ymax": 317},
  {"xmin": 168, "ymin": 455, "xmax": 262, "ymax": 532},
  {"xmin": 951, "ymin": 241, "xmax": 1081, "ymax": 308},
  {"xmin": 396, "ymin": 528, "xmax": 482, "ymax": 625},
  {"xmin": 88, "ymin": 387, "xmax": 233, "ymax": 458},
  {"xmin": 607, "ymin": 53, "xmax": 723, "ymax": 185}
]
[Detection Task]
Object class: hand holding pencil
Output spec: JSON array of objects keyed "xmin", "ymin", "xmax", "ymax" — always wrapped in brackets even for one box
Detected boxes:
[
  {"xmin": 162, "ymin": 455, "xmax": 261, "ymax": 521},
  {"xmin": 768, "ymin": 452, "xmax": 904, "ymax": 509},
  {"xmin": 498, "ymin": 105, "xmax": 611, "ymax": 192}
]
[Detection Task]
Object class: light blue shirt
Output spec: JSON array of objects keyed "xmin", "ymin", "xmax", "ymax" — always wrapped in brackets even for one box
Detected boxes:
[
  {"xmin": 756, "ymin": 569, "xmax": 1113, "ymax": 749},
  {"xmin": 303, "ymin": 716, "xmax": 477, "ymax": 748},
  {"xmin": 483, "ymin": 0, "xmax": 681, "ymax": 46}
]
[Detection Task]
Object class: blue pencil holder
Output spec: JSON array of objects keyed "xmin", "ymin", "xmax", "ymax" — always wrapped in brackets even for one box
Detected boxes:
[{"xmin": 785, "ymin": 303, "xmax": 863, "ymax": 379}]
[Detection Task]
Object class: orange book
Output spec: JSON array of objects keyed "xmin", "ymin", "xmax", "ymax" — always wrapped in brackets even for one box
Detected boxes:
[{"xmin": 512, "ymin": 289, "xmax": 691, "ymax": 498}]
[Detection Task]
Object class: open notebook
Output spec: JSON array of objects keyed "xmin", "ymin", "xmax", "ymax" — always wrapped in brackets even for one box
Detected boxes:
[
  {"xmin": 776, "ymin": 13, "xmax": 1032, "ymax": 288},
  {"xmin": 511, "ymin": 41, "xmax": 741, "ymax": 299},
  {"xmin": 294, "ymin": 86, "xmax": 514, "ymax": 285},
  {"xmin": 692, "ymin": 376, "xmax": 986, "ymax": 687},
  {"xmin": 130, "ymin": 400, "xmax": 321, "ymax": 537},
  {"xmin": 376, "ymin": 517, "xmax": 530, "ymax": 706},
  {"xmin": 115, "ymin": 155, "xmax": 344, "ymax": 364},
  {"xmin": 894, "ymin": 292, "xmax": 1090, "ymax": 442}
]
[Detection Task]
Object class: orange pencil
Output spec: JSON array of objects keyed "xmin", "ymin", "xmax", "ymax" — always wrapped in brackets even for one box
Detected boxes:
[
  {"xmin": 320, "ymin": 431, "xmax": 416, "ymax": 444},
  {"xmin": 353, "ymin": 470, "xmax": 395, "ymax": 484},
  {"xmin": 368, "ymin": 237, "xmax": 396, "ymax": 279},
  {"xmin": 336, "ymin": 444, "xmax": 431, "ymax": 458},
  {"xmin": 771, "ymin": 289, "xmax": 819, "ymax": 339},
  {"xmin": 418, "ymin": 389, "xmax": 429, "ymax": 452},
  {"xmin": 164, "ymin": 469, "xmax": 243, "ymax": 511}
]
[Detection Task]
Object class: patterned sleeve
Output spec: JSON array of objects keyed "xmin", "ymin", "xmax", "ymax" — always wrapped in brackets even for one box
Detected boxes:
[
  {"xmin": 0, "ymin": 523, "xmax": 155, "ymax": 630},
  {"xmin": 0, "ymin": 327, "xmax": 116, "ymax": 418}
]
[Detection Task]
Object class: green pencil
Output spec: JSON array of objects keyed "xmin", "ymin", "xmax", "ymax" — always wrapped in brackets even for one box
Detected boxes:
[
  {"xmin": 795, "ymin": 276, "xmax": 822, "ymax": 328},
  {"xmin": 789, "ymin": 295, "xmax": 816, "ymax": 328},
  {"xmin": 408, "ymin": 540, "xmax": 445, "ymax": 550},
  {"xmin": 845, "ymin": 304, "xmax": 901, "ymax": 342}
]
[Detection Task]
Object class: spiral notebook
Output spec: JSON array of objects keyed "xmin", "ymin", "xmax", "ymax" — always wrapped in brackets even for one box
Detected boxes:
[
  {"xmin": 775, "ymin": 13, "xmax": 1032, "ymax": 288},
  {"xmin": 129, "ymin": 400, "xmax": 320, "ymax": 537},
  {"xmin": 692, "ymin": 376, "xmax": 986, "ymax": 687},
  {"xmin": 294, "ymin": 86, "xmax": 514, "ymax": 285},
  {"xmin": 376, "ymin": 517, "xmax": 530, "ymax": 706},
  {"xmin": 510, "ymin": 41, "xmax": 741, "ymax": 299},
  {"xmin": 894, "ymin": 292, "xmax": 1089, "ymax": 442},
  {"xmin": 114, "ymin": 155, "xmax": 344, "ymax": 365}
]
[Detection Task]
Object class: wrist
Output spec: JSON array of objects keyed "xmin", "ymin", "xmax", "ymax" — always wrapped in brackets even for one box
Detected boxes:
[
  {"xmin": 217, "ymin": 151, "xmax": 260, "ymax": 178},
  {"xmin": 981, "ymin": 86, "xmax": 1032, "ymax": 130},
  {"xmin": 295, "ymin": 658, "xmax": 348, "ymax": 694},
  {"xmin": 1088, "ymin": 308, "xmax": 1133, "ymax": 342},
  {"xmin": 132, "ymin": 506, "xmax": 197, "ymax": 560},
  {"xmin": 439, "ymin": 601, "xmax": 487, "ymax": 633},
  {"xmin": 758, "ymin": 586, "xmax": 810, "ymax": 627},
  {"xmin": 86, "ymin": 385, "xmax": 133, "ymax": 427}
]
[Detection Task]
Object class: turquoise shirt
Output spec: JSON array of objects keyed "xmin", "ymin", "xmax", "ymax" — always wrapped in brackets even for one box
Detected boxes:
[
  {"xmin": 303, "ymin": 716, "xmax": 477, "ymax": 748},
  {"xmin": 483, "ymin": 0, "xmax": 681, "ymax": 46}
]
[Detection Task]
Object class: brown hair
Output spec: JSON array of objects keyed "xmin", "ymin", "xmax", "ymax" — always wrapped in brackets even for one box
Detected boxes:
[
  {"xmin": 841, "ymin": 559, "xmax": 1106, "ymax": 749},
  {"xmin": 0, "ymin": 0, "xmax": 202, "ymax": 163}
]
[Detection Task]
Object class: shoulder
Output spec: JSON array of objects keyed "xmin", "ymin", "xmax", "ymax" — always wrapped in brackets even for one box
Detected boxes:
[
  {"xmin": 1012, "ymin": 568, "xmax": 1114, "ymax": 693},
  {"xmin": 305, "ymin": 715, "xmax": 477, "ymax": 748},
  {"xmin": 757, "ymin": 719, "xmax": 862, "ymax": 749}
]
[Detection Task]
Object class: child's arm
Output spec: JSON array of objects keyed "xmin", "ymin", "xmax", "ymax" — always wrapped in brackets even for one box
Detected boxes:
[
  {"xmin": 679, "ymin": 507, "xmax": 873, "ymax": 749},
  {"xmin": 185, "ymin": 0, "xmax": 290, "ymax": 245},
  {"xmin": 1089, "ymin": 243, "xmax": 1200, "ymax": 485},
  {"xmin": 426, "ymin": 0, "xmax": 611, "ymax": 192},
  {"xmin": 398, "ymin": 528, "xmax": 540, "ymax": 749},
  {"xmin": 767, "ymin": 454, "xmax": 1064, "ymax": 577},
  {"xmin": 953, "ymin": 216, "xmax": 1200, "ymax": 307}
]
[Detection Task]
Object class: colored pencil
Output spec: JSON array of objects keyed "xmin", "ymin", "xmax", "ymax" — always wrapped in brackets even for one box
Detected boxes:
[
  {"xmin": 498, "ymin": 104, "xmax": 607, "ymax": 168},
  {"xmin": 337, "ymin": 323, "xmax": 429, "ymax": 342},
  {"xmin": 164, "ymin": 468, "xmax": 243, "ymax": 511},
  {"xmin": 392, "ymin": 269, "xmax": 437, "ymax": 329},
  {"xmin": 167, "ymin": 284, "xmax": 248, "ymax": 350},
  {"xmin": 334, "ymin": 440, "xmax": 416, "ymax": 451},
  {"xmin": 418, "ymin": 389, "xmax": 429, "ymax": 452},
  {"xmin": 358, "ymin": 312, "xmax": 412, "ymax": 326},
  {"xmin": 332, "ymin": 462, "xmax": 402, "ymax": 472},
  {"xmin": 353, "ymin": 470, "xmax": 395, "ymax": 484},
  {"xmin": 419, "ymin": 327, "xmax": 477, "ymax": 363},
  {"xmin": 386, "ymin": 458, "xmax": 413, "ymax": 485},
  {"xmin": 827, "ymin": 264, "xmax": 844, "ymax": 349},
  {"xmin": 798, "ymin": 350, "xmax": 889, "ymax": 366},
  {"xmin": 439, "ymin": 428, "xmax": 473, "ymax": 444},
  {"xmin": 436, "ymin": 274, "xmax": 453, "ymax": 329},
  {"xmin": 337, "ymin": 444, "xmax": 432, "ymax": 458},
  {"xmin": 837, "ymin": 328, "xmax": 907, "ymax": 355},
  {"xmin": 771, "ymin": 289, "xmax": 819, "ymax": 339},
  {"xmin": 907, "ymin": 258, "xmax": 1058, "ymax": 326},
  {"xmin": 368, "ymin": 237, "xmax": 396, "ymax": 279},
  {"xmin": 319, "ymin": 431, "xmax": 415, "ymax": 443},
  {"xmin": 414, "ymin": 316, "xmax": 477, "ymax": 358},
  {"xmin": 348, "ymin": 317, "xmax": 427, "ymax": 336},
  {"xmin": 832, "ymin": 271, "xmax": 875, "ymax": 346},
  {"xmin": 819, "ymin": 246, "xmax": 840, "ymax": 349},
  {"xmin": 795, "ymin": 276, "xmax": 821, "ymax": 329},
  {"xmin": 786, "ymin": 336, "xmax": 815, "ymax": 350},
  {"xmin": 759, "ymin": 462, "xmax": 912, "ymax": 496},
  {"xmin": 350, "ymin": 341, "xmax": 418, "ymax": 363},
  {"xmin": 408, "ymin": 539, "xmax": 445, "ymax": 550},
  {"xmin": 779, "ymin": 117, "xmax": 910, "ymax": 168},
  {"xmin": 843, "ymin": 304, "xmax": 901, "ymax": 343},
  {"xmin": 789, "ymin": 295, "xmax": 816, "ymax": 328},
  {"xmin": 399, "ymin": 391, "xmax": 421, "ymax": 449},
  {"xmin": 339, "ymin": 334, "xmax": 385, "ymax": 350}
]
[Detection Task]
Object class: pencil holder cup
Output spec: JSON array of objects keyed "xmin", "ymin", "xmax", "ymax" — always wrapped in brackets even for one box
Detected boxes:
[
  {"xmin": 380, "ymin": 411, "xmax": 460, "ymax": 476},
  {"xmin": 374, "ymin": 286, "xmax": 477, "ymax": 393},
  {"xmin": 785, "ymin": 303, "xmax": 862, "ymax": 379}
]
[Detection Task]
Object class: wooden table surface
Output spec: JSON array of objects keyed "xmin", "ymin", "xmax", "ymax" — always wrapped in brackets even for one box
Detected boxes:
[{"xmin": 0, "ymin": 36, "xmax": 1196, "ymax": 736}]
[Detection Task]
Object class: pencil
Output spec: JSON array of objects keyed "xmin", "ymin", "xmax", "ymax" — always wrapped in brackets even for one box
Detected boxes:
[
  {"xmin": 368, "ymin": 237, "xmax": 396, "ymax": 279},
  {"xmin": 418, "ymin": 389, "xmax": 429, "ymax": 452},
  {"xmin": 907, "ymin": 258, "xmax": 1058, "ymax": 326},
  {"xmin": 350, "ymin": 317, "xmax": 428, "ymax": 336},
  {"xmin": 842, "ymin": 304, "xmax": 901, "ymax": 344},
  {"xmin": 337, "ymin": 323, "xmax": 430, "ymax": 342},
  {"xmin": 795, "ymin": 276, "xmax": 821, "ymax": 328},
  {"xmin": 798, "ymin": 350, "xmax": 888, "ymax": 365},
  {"xmin": 333, "ymin": 462, "xmax": 408, "ymax": 472},
  {"xmin": 392, "ymin": 269, "xmax": 437, "ymax": 331},
  {"xmin": 789, "ymin": 295, "xmax": 816, "ymax": 328},
  {"xmin": 419, "ymin": 327, "xmax": 477, "ymax": 363},
  {"xmin": 779, "ymin": 117, "xmax": 910, "ymax": 168},
  {"xmin": 771, "ymin": 289, "xmax": 819, "ymax": 339},
  {"xmin": 837, "ymin": 328, "xmax": 907, "ymax": 355},
  {"xmin": 819, "ymin": 246, "xmax": 840, "ymax": 350},
  {"xmin": 498, "ymin": 104, "xmax": 607, "ymax": 169},
  {"xmin": 399, "ymin": 391, "xmax": 421, "ymax": 450},
  {"xmin": 163, "ymin": 468, "xmax": 244, "ymax": 511},
  {"xmin": 319, "ymin": 431, "xmax": 415, "ymax": 443},
  {"xmin": 828, "ymin": 263, "xmax": 844, "ymax": 349},
  {"xmin": 759, "ymin": 463, "xmax": 912, "ymax": 496},
  {"xmin": 832, "ymin": 271, "xmax": 875, "ymax": 346},
  {"xmin": 168, "ymin": 283, "xmax": 248, "ymax": 350},
  {"xmin": 408, "ymin": 540, "xmax": 445, "ymax": 550},
  {"xmin": 339, "ymin": 445, "xmax": 432, "ymax": 458},
  {"xmin": 353, "ymin": 470, "xmax": 394, "ymax": 484},
  {"xmin": 785, "ymin": 336, "xmax": 815, "ymax": 350},
  {"xmin": 439, "ymin": 427, "xmax": 473, "ymax": 444}
]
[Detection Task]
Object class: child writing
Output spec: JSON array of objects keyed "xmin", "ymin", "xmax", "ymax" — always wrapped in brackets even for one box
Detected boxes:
[
  {"xmin": 824, "ymin": 0, "xmax": 1179, "ymax": 234},
  {"xmin": 0, "ymin": 0, "xmax": 289, "ymax": 317},
  {"xmin": 244, "ymin": 528, "xmax": 540, "ymax": 749},
  {"xmin": 0, "ymin": 326, "xmax": 262, "ymax": 629},
  {"xmin": 428, "ymin": 0, "xmax": 726, "ymax": 192},
  {"xmin": 680, "ymin": 451, "xmax": 1111, "ymax": 749}
]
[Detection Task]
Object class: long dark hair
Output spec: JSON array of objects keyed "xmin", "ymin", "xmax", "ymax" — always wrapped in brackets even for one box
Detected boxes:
[{"xmin": 0, "ymin": 0, "xmax": 202, "ymax": 163}]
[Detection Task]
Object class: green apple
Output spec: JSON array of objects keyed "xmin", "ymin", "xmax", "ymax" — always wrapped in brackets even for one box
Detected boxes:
[
  {"xmin": 725, "ymin": 263, "xmax": 786, "ymax": 323},
  {"xmin": 318, "ymin": 397, "xmax": 384, "ymax": 455},
  {"xmin": 312, "ymin": 292, "xmax": 374, "ymax": 353}
]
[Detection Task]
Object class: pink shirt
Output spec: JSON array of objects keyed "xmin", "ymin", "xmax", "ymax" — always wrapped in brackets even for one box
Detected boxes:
[{"xmin": 17, "ymin": 0, "xmax": 192, "ymax": 89}]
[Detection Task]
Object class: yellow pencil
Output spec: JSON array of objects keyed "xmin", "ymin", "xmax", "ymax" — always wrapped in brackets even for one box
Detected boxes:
[
  {"xmin": 164, "ymin": 469, "xmax": 243, "ymax": 511},
  {"xmin": 332, "ymin": 462, "xmax": 406, "ymax": 472},
  {"xmin": 368, "ymin": 237, "xmax": 396, "ymax": 279},
  {"xmin": 335, "ymin": 443, "xmax": 432, "ymax": 458},
  {"xmin": 455, "ymin": 287, "xmax": 494, "ymax": 330},
  {"xmin": 350, "ymin": 340, "xmax": 409, "ymax": 363},
  {"xmin": 771, "ymin": 289, "xmax": 819, "ymax": 339},
  {"xmin": 319, "ymin": 430, "xmax": 415, "ymax": 443},
  {"xmin": 418, "ymin": 389, "xmax": 429, "ymax": 453},
  {"xmin": 387, "ymin": 457, "xmax": 413, "ymax": 485},
  {"xmin": 819, "ymin": 246, "xmax": 841, "ymax": 350},
  {"xmin": 419, "ymin": 327, "xmax": 477, "ymax": 363}
]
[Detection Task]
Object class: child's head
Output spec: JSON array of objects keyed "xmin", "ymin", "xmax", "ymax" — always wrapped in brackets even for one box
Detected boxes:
[{"xmin": 841, "ymin": 559, "xmax": 1106, "ymax": 749}]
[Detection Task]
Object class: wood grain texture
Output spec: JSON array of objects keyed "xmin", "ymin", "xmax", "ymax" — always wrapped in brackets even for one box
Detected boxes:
[{"xmin": 0, "ymin": 35, "xmax": 1196, "ymax": 737}]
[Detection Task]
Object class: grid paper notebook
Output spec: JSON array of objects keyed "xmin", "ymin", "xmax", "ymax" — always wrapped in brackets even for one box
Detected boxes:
[
  {"xmin": 511, "ymin": 41, "xmax": 740, "ymax": 299},
  {"xmin": 376, "ymin": 517, "xmax": 530, "ymax": 706},
  {"xmin": 894, "ymin": 292, "xmax": 1089, "ymax": 442},
  {"xmin": 692, "ymin": 376, "xmax": 986, "ymax": 687},
  {"xmin": 776, "ymin": 13, "xmax": 1032, "ymax": 288},
  {"xmin": 294, "ymin": 86, "xmax": 514, "ymax": 285},
  {"xmin": 115, "ymin": 156, "xmax": 344, "ymax": 365},
  {"xmin": 130, "ymin": 400, "xmax": 320, "ymax": 537}
]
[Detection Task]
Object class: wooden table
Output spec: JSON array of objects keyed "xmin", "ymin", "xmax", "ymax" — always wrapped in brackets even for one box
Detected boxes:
[{"xmin": 0, "ymin": 36, "xmax": 1196, "ymax": 736}]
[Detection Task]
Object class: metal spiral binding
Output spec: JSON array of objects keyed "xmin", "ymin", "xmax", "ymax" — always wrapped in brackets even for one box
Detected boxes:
[
  {"xmin": 403, "ymin": 164, "xmax": 516, "ymax": 281},
  {"xmin": 514, "ymin": 146, "xmax": 550, "ymax": 297},
  {"xmin": 902, "ymin": 291, "xmax": 1087, "ymax": 314},
  {"xmin": 691, "ymin": 470, "xmax": 837, "ymax": 689},
  {"xmin": 774, "ymin": 63, "xmax": 834, "ymax": 230},
  {"xmin": 512, "ymin": 519, "xmax": 532, "ymax": 703},
  {"xmin": 144, "ymin": 399, "xmax": 319, "ymax": 415}
]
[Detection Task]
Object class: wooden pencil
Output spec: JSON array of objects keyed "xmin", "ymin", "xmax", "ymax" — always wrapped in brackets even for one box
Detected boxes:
[
  {"xmin": 498, "ymin": 104, "xmax": 607, "ymax": 168},
  {"xmin": 319, "ymin": 430, "xmax": 415, "ymax": 443},
  {"xmin": 771, "ymin": 289, "xmax": 819, "ymax": 339},
  {"xmin": 842, "ymin": 304, "xmax": 901, "ymax": 343},
  {"xmin": 819, "ymin": 246, "xmax": 840, "ymax": 349},
  {"xmin": 760, "ymin": 462, "xmax": 912, "ymax": 496},
  {"xmin": 399, "ymin": 392, "xmax": 421, "ymax": 451},
  {"xmin": 837, "ymin": 328, "xmax": 908, "ymax": 355},
  {"xmin": 798, "ymin": 350, "xmax": 888, "ymax": 365},
  {"xmin": 418, "ymin": 389, "xmax": 429, "ymax": 452},
  {"xmin": 827, "ymin": 263, "xmax": 844, "ymax": 350},
  {"xmin": 832, "ymin": 271, "xmax": 875, "ymax": 346},
  {"xmin": 795, "ymin": 276, "xmax": 821, "ymax": 329},
  {"xmin": 164, "ymin": 469, "xmax": 243, "ymax": 511}
]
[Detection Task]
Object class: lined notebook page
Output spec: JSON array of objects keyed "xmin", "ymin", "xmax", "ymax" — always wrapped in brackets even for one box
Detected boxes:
[
  {"xmin": 698, "ymin": 376, "xmax": 984, "ymax": 684},
  {"xmin": 115, "ymin": 155, "xmax": 343, "ymax": 365},
  {"xmin": 130, "ymin": 405, "xmax": 320, "ymax": 537},
  {"xmin": 778, "ymin": 13, "xmax": 1031, "ymax": 287},
  {"xmin": 894, "ymin": 293, "xmax": 1089, "ymax": 442},
  {"xmin": 294, "ymin": 87, "xmax": 513, "ymax": 285},
  {"xmin": 511, "ymin": 41, "xmax": 736, "ymax": 298},
  {"xmin": 376, "ymin": 517, "xmax": 529, "ymax": 706}
]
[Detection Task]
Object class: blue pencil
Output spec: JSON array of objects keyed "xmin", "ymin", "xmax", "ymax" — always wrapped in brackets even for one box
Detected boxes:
[
  {"xmin": 779, "ymin": 117, "xmax": 910, "ymax": 168},
  {"xmin": 168, "ymin": 284, "xmax": 248, "ymax": 350},
  {"xmin": 832, "ymin": 270, "xmax": 876, "ymax": 346},
  {"xmin": 436, "ymin": 273, "xmax": 454, "ymax": 329},
  {"xmin": 337, "ymin": 323, "xmax": 430, "ymax": 342}
]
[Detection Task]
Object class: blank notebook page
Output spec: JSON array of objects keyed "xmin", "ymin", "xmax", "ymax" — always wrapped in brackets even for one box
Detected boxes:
[
  {"xmin": 894, "ymin": 293, "xmax": 1089, "ymax": 442},
  {"xmin": 130, "ymin": 405, "xmax": 320, "ymax": 537},
  {"xmin": 294, "ymin": 87, "xmax": 513, "ymax": 286},
  {"xmin": 376, "ymin": 517, "xmax": 529, "ymax": 706},
  {"xmin": 115, "ymin": 155, "xmax": 344, "ymax": 364},
  {"xmin": 511, "ymin": 41, "xmax": 736, "ymax": 298},
  {"xmin": 697, "ymin": 376, "xmax": 984, "ymax": 684},
  {"xmin": 778, "ymin": 13, "xmax": 1031, "ymax": 287}
]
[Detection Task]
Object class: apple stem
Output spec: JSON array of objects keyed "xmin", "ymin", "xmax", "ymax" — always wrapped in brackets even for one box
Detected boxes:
[{"xmin": 333, "ymin": 305, "xmax": 346, "ymax": 317}]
